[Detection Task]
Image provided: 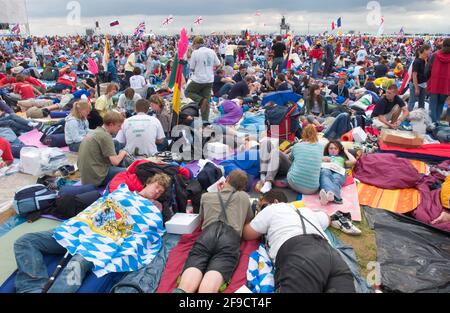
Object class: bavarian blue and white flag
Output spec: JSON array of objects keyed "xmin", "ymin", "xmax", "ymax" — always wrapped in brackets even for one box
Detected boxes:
[
  {"xmin": 53, "ymin": 184, "xmax": 165, "ymax": 277},
  {"xmin": 247, "ymin": 244, "xmax": 275, "ymax": 293}
]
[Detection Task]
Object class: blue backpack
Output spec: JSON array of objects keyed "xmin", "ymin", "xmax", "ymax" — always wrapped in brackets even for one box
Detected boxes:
[{"xmin": 13, "ymin": 184, "xmax": 58, "ymax": 216}]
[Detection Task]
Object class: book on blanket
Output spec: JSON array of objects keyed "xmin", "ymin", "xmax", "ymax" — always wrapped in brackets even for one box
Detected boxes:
[{"xmin": 321, "ymin": 162, "xmax": 346, "ymax": 176}]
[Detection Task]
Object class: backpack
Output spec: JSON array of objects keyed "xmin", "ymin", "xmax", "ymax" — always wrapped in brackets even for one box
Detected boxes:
[{"xmin": 13, "ymin": 184, "xmax": 58, "ymax": 216}]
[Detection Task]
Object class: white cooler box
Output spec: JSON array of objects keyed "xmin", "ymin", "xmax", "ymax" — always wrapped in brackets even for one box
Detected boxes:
[
  {"xmin": 165, "ymin": 213, "xmax": 201, "ymax": 235},
  {"xmin": 205, "ymin": 142, "xmax": 232, "ymax": 160}
]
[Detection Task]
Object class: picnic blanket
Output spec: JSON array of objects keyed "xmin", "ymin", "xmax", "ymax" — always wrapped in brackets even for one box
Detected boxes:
[
  {"xmin": 379, "ymin": 141, "xmax": 450, "ymax": 162},
  {"xmin": 156, "ymin": 227, "xmax": 260, "ymax": 293},
  {"xmin": 18, "ymin": 129, "xmax": 70, "ymax": 152},
  {"xmin": 357, "ymin": 160, "xmax": 427, "ymax": 214},
  {"xmin": 303, "ymin": 182, "xmax": 362, "ymax": 221}
]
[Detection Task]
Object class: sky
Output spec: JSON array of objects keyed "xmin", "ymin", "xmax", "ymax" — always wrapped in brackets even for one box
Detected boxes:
[{"xmin": 19, "ymin": 0, "xmax": 450, "ymax": 36}]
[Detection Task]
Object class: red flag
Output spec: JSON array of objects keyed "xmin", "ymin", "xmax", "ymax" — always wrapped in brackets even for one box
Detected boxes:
[{"xmin": 110, "ymin": 20, "xmax": 120, "ymax": 27}]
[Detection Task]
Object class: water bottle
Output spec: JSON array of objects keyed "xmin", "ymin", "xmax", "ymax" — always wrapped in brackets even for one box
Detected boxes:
[{"xmin": 186, "ymin": 200, "xmax": 194, "ymax": 214}]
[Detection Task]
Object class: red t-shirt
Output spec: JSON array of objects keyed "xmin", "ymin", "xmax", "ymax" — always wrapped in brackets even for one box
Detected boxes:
[
  {"xmin": 13, "ymin": 83, "xmax": 36, "ymax": 100},
  {"xmin": 0, "ymin": 77, "xmax": 16, "ymax": 87},
  {"xmin": 57, "ymin": 70, "xmax": 77, "ymax": 89},
  {"xmin": 26, "ymin": 76, "xmax": 45, "ymax": 89},
  {"xmin": 0, "ymin": 73, "xmax": 5, "ymax": 80},
  {"xmin": 0, "ymin": 137, "xmax": 13, "ymax": 165}
]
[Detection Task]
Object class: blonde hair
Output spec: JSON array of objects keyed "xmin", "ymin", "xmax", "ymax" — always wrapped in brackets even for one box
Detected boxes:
[
  {"xmin": 105, "ymin": 83, "xmax": 119, "ymax": 94},
  {"xmin": 146, "ymin": 174, "xmax": 172, "ymax": 191},
  {"xmin": 103, "ymin": 111, "xmax": 125, "ymax": 126},
  {"xmin": 71, "ymin": 101, "xmax": 91, "ymax": 120},
  {"xmin": 302, "ymin": 125, "xmax": 319, "ymax": 143}
]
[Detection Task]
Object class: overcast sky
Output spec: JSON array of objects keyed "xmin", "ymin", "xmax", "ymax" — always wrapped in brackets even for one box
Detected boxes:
[{"xmin": 24, "ymin": 0, "xmax": 450, "ymax": 36}]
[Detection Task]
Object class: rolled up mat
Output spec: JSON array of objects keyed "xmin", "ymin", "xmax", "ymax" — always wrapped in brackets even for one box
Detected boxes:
[
  {"xmin": 50, "ymin": 111, "xmax": 70, "ymax": 119},
  {"xmin": 42, "ymin": 133, "xmax": 67, "ymax": 148},
  {"xmin": 59, "ymin": 184, "xmax": 98, "ymax": 197},
  {"xmin": 341, "ymin": 130, "xmax": 354, "ymax": 142}
]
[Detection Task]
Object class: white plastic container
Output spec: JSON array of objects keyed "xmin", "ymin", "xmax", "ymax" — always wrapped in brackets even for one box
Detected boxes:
[
  {"xmin": 165, "ymin": 213, "xmax": 201, "ymax": 235},
  {"xmin": 205, "ymin": 142, "xmax": 232, "ymax": 160},
  {"xmin": 19, "ymin": 147, "xmax": 42, "ymax": 176}
]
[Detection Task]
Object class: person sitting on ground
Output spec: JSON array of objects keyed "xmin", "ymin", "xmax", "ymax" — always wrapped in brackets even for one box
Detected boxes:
[
  {"xmin": 0, "ymin": 68, "xmax": 16, "ymax": 87},
  {"xmin": 305, "ymin": 84, "xmax": 327, "ymax": 124},
  {"xmin": 393, "ymin": 58, "xmax": 404, "ymax": 78},
  {"xmin": 0, "ymin": 107, "xmax": 45, "ymax": 135},
  {"xmin": 130, "ymin": 67, "xmax": 147, "ymax": 93},
  {"xmin": 330, "ymin": 78, "xmax": 350, "ymax": 106},
  {"xmin": 50, "ymin": 66, "xmax": 77, "ymax": 93},
  {"xmin": 0, "ymin": 136, "xmax": 14, "ymax": 168},
  {"xmin": 12, "ymin": 74, "xmax": 42, "ymax": 100},
  {"xmin": 115, "ymin": 99, "xmax": 165, "ymax": 157},
  {"xmin": 149, "ymin": 95, "xmax": 172, "ymax": 146},
  {"xmin": 242, "ymin": 190, "xmax": 355, "ymax": 293},
  {"xmin": 355, "ymin": 67, "xmax": 368, "ymax": 89},
  {"xmin": 212, "ymin": 69, "xmax": 236, "ymax": 98},
  {"xmin": 227, "ymin": 75, "xmax": 257, "ymax": 101},
  {"xmin": 260, "ymin": 70, "xmax": 276, "ymax": 93},
  {"xmin": 175, "ymin": 170, "xmax": 253, "ymax": 293},
  {"xmin": 64, "ymin": 101, "xmax": 91, "ymax": 153},
  {"xmin": 319, "ymin": 140, "xmax": 357, "ymax": 206},
  {"xmin": 117, "ymin": 87, "xmax": 142, "ymax": 118},
  {"xmin": 275, "ymin": 73, "xmax": 291, "ymax": 91},
  {"xmin": 287, "ymin": 125, "xmax": 323, "ymax": 195},
  {"xmin": 371, "ymin": 84, "xmax": 409, "ymax": 129},
  {"xmin": 232, "ymin": 64, "xmax": 247, "ymax": 83},
  {"xmin": 94, "ymin": 83, "xmax": 119, "ymax": 118},
  {"xmin": 78, "ymin": 111, "xmax": 128, "ymax": 187},
  {"xmin": 13, "ymin": 173, "xmax": 172, "ymax": 293}
]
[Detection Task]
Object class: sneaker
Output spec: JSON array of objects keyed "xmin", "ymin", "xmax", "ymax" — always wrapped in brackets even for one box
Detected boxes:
[
  {"xmin": 319, "ymin": 189, "xmax": 329, "ymax": 206},
  {"xmin": 331, "ymin": 211, "xmax": 361, "ymax": 235},
  {"xmin": 334, "ymin": 198, "xmax": 344, "ymax": 205},
  {"xmin": 326, "ymin": 191, "xmax": 335, "ymax": 203}
]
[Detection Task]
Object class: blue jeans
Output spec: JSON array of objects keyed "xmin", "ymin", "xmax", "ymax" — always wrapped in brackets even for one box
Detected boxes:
[
  {"xmin": 320, "ymin": 169, "xmax": 346, "ymax": 200},
  {"xmin": 324, "ymin": 113, "xmax": 351, "ymax": 140},
  {"xmin": 429, "ymin": 93, "xmax": 448, "ymax": 123},
  {"xmin": 0, "ymin": 114, "xmax": 33, "ymax": 135},
  {"xmin": 311, "ymin": 61, "xmax": 321, "ymax": 79},
  {"xmin": 100, "ymin": 166, "xmax": 126, "ymax": 187},
  {"xmin": 219, "ymin": 83, "xmax": 234, "ymax": 97},
  {"xmin": 272, "ymin": 57, "xmax": 284, "ymax": 73},
  {"xmin": 408, "ymin": 83, "xmax": 426, "ymax": 112},
  {"xmin": 14, "ymin": 230, "xmax": 93, "ymax": 293},
  {"xmin": 224, "ymin": 55, "xmax": 235, "ymax": 67}
]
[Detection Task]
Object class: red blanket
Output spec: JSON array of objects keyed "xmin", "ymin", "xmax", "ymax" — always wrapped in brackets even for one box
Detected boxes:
[
  {"xmin": 379, "ymin": 141, "xmax": 450, "ymax": 158},
  {"xmin": 156, "ymin": 227, "xmax": 260, "ymax": 293}
]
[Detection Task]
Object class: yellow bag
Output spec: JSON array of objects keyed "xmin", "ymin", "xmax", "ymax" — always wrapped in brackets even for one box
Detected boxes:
[{"xmin": 441, "ymin": 176, "xmax": 450, "ymax": 209}]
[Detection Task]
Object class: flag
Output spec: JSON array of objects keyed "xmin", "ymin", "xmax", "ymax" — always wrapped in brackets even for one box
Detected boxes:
[
  {"xmin": 53, "ymin": 184, "xmax": 165, "ymax": 278},
  {"xmin": 245, "ymin": 30, "xmax": 250, "ymax": 41},
  {"xmin": 255, "ymin": 10, "xmax": 261, "ymax": 16},
  {"xmin": 133, "ymin": 22, "xmax": 146, "ymax": 38},
  {"xmin": 11, "ymin": 24, "xmax": 20, "ymax": 35},
  {"xmin": 286, "ymin": 34, "xmax": 294, "ymax": 70},
  {"xmin": 172, "ymin": 28, "xmax": 189, "ymax": 116},
  {"xmin": 376, "ymin": 16, "xmax": 384, "ymax": 37},
  {"xmin": 162, "ymin": 15, "xmax": 174, "ymax": 26},
  {"xmin": 247, "ymin": 244, "xmax": 275, "ymax": 293},
  {"xmin": 102, "ymin": 35, "xmax": 110, "ymax": 70},
  {"xmin": 194, "ymin": 16, "xmax": 203, "ymax": 25},
  {"xmin": 332, "ymin": 17, "xmax": 342, "ymax": 31},
  {"xmin": 303, "ymin": 36, "xmax": 313, "ymax": 49},
  {"xmin": 110, "ymin": 20, "xmax": 120, "ymax": 27},
  {"xmin": 399, "ymin": 26, "xmax": 405, "ymax": 37},
  {"xmin": 399, "ymin": 58, "xmax": 414, "ymax": 94}
]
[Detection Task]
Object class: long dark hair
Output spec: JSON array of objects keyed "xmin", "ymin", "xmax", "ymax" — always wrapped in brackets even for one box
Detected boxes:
[
  {"xmin": 415, "ymin": 44, "xmax": 430, "ymax": 58},
  {"xmin": 308, "ymin": 84, "xmax": 323, "ymax": 107},
  {"xmin": 324, "ymin": 140, "xmax": 347, "ymax": 159}
]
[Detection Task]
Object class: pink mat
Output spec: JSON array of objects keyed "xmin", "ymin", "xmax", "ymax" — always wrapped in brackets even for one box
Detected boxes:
[
  {"xmin": 302, "ymin": 182, "xmax": 362, "ymax": 221},
  {"xmin": 18, "ymin": 129, "xmax": 70, "ymax": 152}
]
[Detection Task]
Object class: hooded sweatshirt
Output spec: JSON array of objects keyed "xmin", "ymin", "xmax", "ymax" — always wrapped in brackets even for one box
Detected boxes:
[
  {"xmin": 64, "ymin": 114, "xmax": 89, "ymax": 145},
  {"xmin": 427, "ymin": 50, "xmax": 450, "ymax": 95}
]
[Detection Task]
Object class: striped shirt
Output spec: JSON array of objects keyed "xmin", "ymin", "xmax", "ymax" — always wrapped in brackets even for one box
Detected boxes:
[{"xmin": 287, "ymin": 142, "xmax": 323, "ymax": 192}]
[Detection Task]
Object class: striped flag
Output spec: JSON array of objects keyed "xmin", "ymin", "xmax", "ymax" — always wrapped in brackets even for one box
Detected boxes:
[
  {"xmin": 102, "ymin": 35, "xmax": 110, "ymax": 71},
  {"xmin": 303, "ymin": 36, "xmax": 313, "ymax": 49},
  {"xmin": 172, "ymin": 28, "xmax": 189, "ymax": 116},
  {"xmin": 11, "ymin": 24, "xmax": 20, "ymax": 35},
  {"xmin": 399, "ymin": 58, "xmax": 414, "ymax": 94},
  {"xmin": 162, "ymin": 15, "xmax": 174, "ymax": 26},
  {"xmin": 376, "ymin": 16, "xmax": 384, "ymax": 37},
  {"xmin": 331, "ymin": 17, "xmax": 342, "ymax": 31},
  {"xmin": 194, "ymin": 16, "xmax": 203, "ymax": 25},
  {"xmin": 110, "ymin": 20, "xmax": 120, "ymax": 27},
  {"xmin": 133, "ymin": 22, "xmax": 146, "ymax": 38}
]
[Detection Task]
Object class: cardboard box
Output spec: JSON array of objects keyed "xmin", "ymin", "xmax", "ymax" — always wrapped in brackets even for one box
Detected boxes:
[
  {"xmin": 165, "ymin": 213, "xmax": 201, "ymax": 235},
  {"xmin": 380, "ymin": 129, "xmax": 424, "ymax": 148}
]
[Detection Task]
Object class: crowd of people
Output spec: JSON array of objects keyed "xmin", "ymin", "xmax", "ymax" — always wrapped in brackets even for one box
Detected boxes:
[{"xmin": 0, "ymin": 31, "xmax": 449, "ymax": 293}]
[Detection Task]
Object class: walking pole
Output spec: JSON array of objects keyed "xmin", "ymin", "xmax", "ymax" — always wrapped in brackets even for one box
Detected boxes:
[{"xmin": 41, "ymin": 251, "xmax": 70, "ymax": 293}]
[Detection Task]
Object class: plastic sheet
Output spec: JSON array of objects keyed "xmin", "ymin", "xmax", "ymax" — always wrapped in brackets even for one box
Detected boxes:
[{"xmin": 364, "ymin": 207, "xmax": 450, "ymax": 293}]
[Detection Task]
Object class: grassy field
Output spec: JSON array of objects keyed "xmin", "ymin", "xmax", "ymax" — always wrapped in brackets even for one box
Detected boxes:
[{"xmin": 332, "ymin": 206, "xmax": 377, "ymax": 280}]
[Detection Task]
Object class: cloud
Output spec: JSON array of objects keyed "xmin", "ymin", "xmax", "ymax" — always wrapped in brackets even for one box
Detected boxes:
[{"xmin": 24, "ymin": 0, "xmax": 450, "ymax": 35}]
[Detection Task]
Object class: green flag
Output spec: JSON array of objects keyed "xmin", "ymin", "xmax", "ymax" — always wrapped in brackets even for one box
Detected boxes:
[{"xmin": 168, "ymin": 52, "xmax": 179, "ymax": 89}]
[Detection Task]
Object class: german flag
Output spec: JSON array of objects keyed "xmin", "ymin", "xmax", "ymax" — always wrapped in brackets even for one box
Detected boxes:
[{"xmin": 172, "ymin": 28, "xmax": 189, "ymax": 118}]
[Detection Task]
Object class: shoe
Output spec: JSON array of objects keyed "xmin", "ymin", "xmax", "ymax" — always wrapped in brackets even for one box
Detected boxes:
[
  {"xmin": 334, "ymin": 198, "xmax": 344, "ymax": 205},
  {"xmin": 331, "ymin": 211, "xmax": 361, "ymax": 235},
  {"xmin": 319, "ymin": 189, "xmax": 329, "ymax": 206},
  {"xmin": 326, "ymin": 191, "xmax": 335, "ymax": 202},
  {"xmin": 261, "ymin": 181, "xmax": 272, "ymax": 194}
]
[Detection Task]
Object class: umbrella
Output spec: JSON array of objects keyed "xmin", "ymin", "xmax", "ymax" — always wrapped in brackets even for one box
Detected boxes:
[{"xmin": 261, "ymin": 90, "xmax": 302, "ymax": 107}]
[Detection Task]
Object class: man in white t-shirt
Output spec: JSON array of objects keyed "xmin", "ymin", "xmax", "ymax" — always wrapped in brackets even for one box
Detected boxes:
[
  {"xmin": 115, "ymin": 99, "xmax": 165, "ymax": 157},
  {"xmin": 243, "ymin": 190, "xmax": 355, "ymax": 293},
  {"xmin": 185, "ymin": 37, "xmax": 221, "ymax": 121},
  {"xmin": 356, "ymin": 46, "xmax": 368, "ymax": 63}
]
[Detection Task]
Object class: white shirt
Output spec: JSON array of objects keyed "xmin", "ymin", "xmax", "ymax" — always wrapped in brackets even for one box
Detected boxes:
[
  {"xmin": 117, "ymin": 93, "xmax": 142, "ymax": 112},
  {"xmin": 146, "ymin": 46, "xmax": 153, "ymax": 57},
  {"xmin": 219, "ymin": 43, "xmax": 227, "ymax": 55},
  {"xmin": 356, "ymin": 49, "xmax": 367, "ymax": 63},
  {"xmin": 129, "ymin": 75, "xmax": 147, "ymax": 89},
  {"xmin": 189, "ymin": 47, "xmax": 221, "ymax": 84},
  {"xmin": 115, "ymin": 113, "xmax": 165, "ymax": 157},
  {"xmin": 250, "ymin": 204, "xmax": 330, "ymax": 261}
]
